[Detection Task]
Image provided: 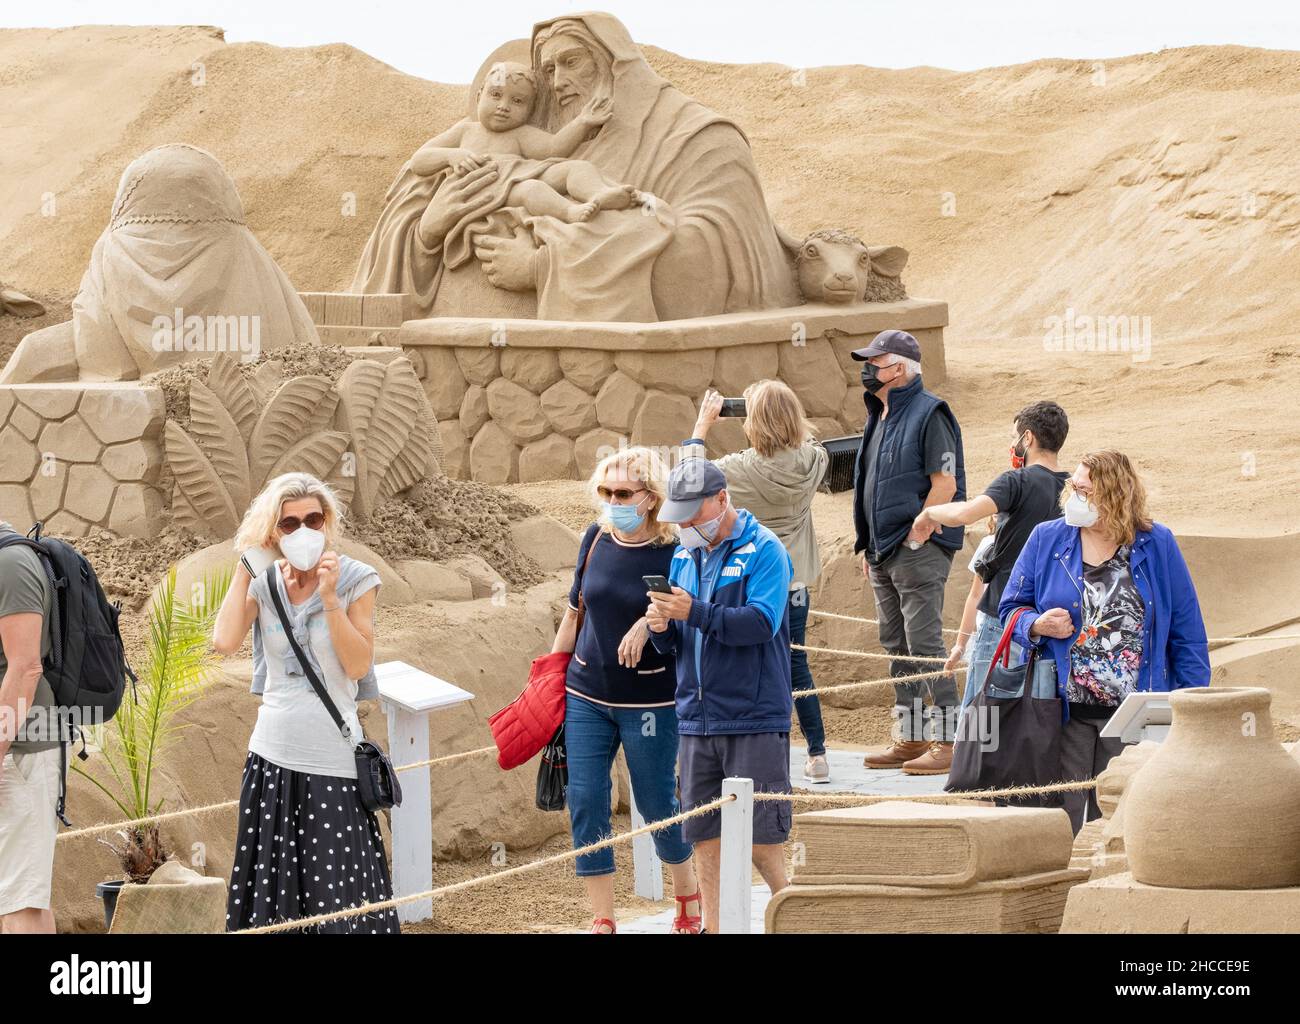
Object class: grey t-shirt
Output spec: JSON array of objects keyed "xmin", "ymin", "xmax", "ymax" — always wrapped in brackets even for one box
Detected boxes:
[{"xmin": 0, "ymin": 523, "xmax": 57, "ymax": 753}]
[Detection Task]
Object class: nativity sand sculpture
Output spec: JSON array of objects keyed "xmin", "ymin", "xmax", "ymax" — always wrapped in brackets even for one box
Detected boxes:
[{"xmin": 347, "ymin": 11, "xmax": 948, "ymax": 484}]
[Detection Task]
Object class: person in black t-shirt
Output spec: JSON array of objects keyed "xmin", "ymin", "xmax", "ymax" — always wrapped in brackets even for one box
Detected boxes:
[{"xmin": 913, "ymin": 401, "xmax": 1070, "ymax": 704}]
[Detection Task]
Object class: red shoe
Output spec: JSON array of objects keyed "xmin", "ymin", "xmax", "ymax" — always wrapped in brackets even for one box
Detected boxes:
[
  {"xmin": 671, "ymin": 890, "xmax": 702, "ymax": 934},
  {"xmin": 590, "ymin": 917, "xmax": 616, "ymax": 934}
]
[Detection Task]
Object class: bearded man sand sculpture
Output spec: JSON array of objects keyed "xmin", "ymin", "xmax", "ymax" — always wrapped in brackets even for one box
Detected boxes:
[{"xmin": 353, "ymin": 12, "xmax": 802, "ymax": 322}]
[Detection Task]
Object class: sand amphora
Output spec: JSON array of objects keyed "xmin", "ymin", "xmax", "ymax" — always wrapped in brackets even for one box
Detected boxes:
[{"xmin": 1123, "ymin": 687, "xmax": 1300, "ymax": 889}]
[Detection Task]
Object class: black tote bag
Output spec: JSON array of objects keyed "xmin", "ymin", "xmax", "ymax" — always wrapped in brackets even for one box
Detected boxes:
[{"xmin": 946, "ymin": 608, "xmax": 1063, "ymax": 804}]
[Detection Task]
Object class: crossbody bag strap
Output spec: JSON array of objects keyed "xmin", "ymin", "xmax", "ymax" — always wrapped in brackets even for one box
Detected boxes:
[
  {"xmin": 264, "ymin": 565, "xmax": 355, "ymax": 747},
  {"xmin": 573, "ymin": 528, "xmax": 602, "ymax": 634}
]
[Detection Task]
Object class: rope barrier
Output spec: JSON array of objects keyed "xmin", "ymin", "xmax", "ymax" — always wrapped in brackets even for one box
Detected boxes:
[
  {"xmin": 233, "ymin": 793, "xmax": 736, "ymax": 934},
  {"xmin": 809, "ymin": 608, "xmax": 961, "ymax": 636},
  {"xmin": 794, "ymin": 643, "xmax": 949, "ymax": 665},
  {"xmin": 809, "ymin": 606, "xmax": 1300, "ymax": 646},
  {"xmin": 792, "ymin": 667, "xmax": 954, "ymax": 699},
  {"xmin": 58, "ymin": 745, "xmax": 501, "ymax": 842},
  {"xmin": 395, "ymin": 745, "xmax": 497, "ymax": 773},
  {"xmin": 751, "ymin": 777, "xmax": 1097, "ymax": 804}
]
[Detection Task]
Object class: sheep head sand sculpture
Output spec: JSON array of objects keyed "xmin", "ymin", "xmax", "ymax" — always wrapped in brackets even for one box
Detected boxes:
[{"xmin": 794, "ymin": 230, "xmax": 909, "ymax": 304}]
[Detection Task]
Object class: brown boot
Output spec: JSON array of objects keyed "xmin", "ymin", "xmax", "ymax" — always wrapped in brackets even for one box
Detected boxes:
[
  {"xmin": 902, "ymin": 742, "xmax": 954, "ymax": 776},
  {"xmin": 863, "ymin": 740, "xmax": 931, "ymax": 769}
]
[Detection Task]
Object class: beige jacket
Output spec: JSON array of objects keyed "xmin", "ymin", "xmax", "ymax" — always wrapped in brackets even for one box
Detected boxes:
[{"xmin": 687, "ymin": 442, "xmax": 829, "ymax": 589}]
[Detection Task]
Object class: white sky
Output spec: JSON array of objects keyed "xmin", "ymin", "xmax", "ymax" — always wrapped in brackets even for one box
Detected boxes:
[{"xmin": 10, "ymin": 0, "xmax": 1300, "ymax": 82}]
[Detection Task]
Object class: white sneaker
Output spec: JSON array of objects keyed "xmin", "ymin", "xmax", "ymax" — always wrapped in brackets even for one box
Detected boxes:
[{"xmin": 803, "ymin": 754, "xmax": 830, "ymax": 784}]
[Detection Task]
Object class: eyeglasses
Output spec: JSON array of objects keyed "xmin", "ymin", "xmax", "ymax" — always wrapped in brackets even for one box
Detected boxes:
[
  {"xmin": 596, "ymin": 486, "xmax": 646, "ymax": 502},
  {"xmin": 278, "ymin": 511, "xmax": 326, "ymax": 533}
]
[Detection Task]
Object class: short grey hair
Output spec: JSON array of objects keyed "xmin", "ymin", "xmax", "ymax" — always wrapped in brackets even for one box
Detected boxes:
[{"xmin": 884, "ymin": 352, "xmax": 922, "ymax": 380}]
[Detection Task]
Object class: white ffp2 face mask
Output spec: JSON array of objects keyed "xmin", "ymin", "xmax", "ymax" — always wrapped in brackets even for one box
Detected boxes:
[
  {"xmin": 1063, "ymin": 492, "xmax": 1100, "ymax": 529},
  {"xmin": 279, "ymin": 526, "xmax": 326, "ymax": 571}
]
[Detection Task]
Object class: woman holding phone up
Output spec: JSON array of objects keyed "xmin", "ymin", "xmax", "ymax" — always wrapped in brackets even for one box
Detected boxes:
[
  {"xmin": 212, "ymin": 472, "xmax": 399, "ymax": 933},
  {"xmin": 553, "ymin": 446, "xmax": 700, "ymax": 934}
]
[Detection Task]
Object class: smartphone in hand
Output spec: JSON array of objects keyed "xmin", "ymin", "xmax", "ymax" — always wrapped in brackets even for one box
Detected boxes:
[
  {"xmin": 719, "ymin": 398, "xmax": 746, "ymax": 418},
  {"xmin": 642, "ymin": 574, "xmax": 674, "ymax": 594}
]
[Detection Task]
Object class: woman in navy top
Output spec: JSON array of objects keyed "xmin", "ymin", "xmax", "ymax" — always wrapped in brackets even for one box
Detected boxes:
[{"xmin": 551, "ymin": 445, "xmax": 699, "ymax": 934}]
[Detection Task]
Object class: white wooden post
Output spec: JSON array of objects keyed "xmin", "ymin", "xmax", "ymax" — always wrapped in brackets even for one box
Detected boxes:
[
  {"xmin": 628, "ymin": 787, "xmax": 664, "ymax": 901},
  {"xmin": 719, "ymin": 777, "xmax": 754, "ymax": 934},
  {"xmin": 375, "ymin": 662, "xmax": 474, "ymax": 926}
]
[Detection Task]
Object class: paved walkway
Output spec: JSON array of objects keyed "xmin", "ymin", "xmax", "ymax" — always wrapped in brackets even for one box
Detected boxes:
[{"xmin": 615, "ymin": 744, "xmax": 950, "ymax": 933}]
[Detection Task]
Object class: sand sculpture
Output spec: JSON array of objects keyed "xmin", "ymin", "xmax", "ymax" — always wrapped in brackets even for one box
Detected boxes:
[
  {"xmin": 339, "ymin": 11, "xmax": 944, "ymax": 483},
  {"xmin": 1063, "ymin": 687, "xmax": 1300, "ymax": 932},
  {"xmin": 1, "ymin": 144, "xmax": 318, "ymax": 386},
  {"xmin": 353, "ymin": 12, "xmax": 802, "ymax": 322},
  {"xmin": 792, "ymin": 230, "xmax": 909, "ymax": 304},
  {"xmin": 165, "ymin": 351, "xmax": 437, "ymax": 536},
  {"xmin": 1, "ymin": 283, "xmax": 45, "ymax": 318},
  {"xmin": 766, "ymin": 802, "xmax": 1087, "ymax": 933}
]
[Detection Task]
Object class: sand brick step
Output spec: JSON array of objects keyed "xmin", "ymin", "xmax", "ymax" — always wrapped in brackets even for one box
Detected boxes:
[
  {"xmin": 791, "ymin": 801, "xmax": 1074, "ymax": 887},
  {"xmin": 1061, "ymin": 871, "xmax": 1300, "ymax": 933},
  {"xmin": 766, "ymin": 869, "xmax": 1087, "ymax": 934}
]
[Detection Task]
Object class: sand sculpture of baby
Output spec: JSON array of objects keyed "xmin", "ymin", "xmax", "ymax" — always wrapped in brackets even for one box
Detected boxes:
[{"xmin": 413, "ymin": 60, "xmax": 644, "ymax": 242}]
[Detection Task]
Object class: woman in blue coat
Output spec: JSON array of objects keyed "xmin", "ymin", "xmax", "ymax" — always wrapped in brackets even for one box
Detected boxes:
[{"xmin": 999, "ymin": 449, "xmax": 1210, "ymax": 833}]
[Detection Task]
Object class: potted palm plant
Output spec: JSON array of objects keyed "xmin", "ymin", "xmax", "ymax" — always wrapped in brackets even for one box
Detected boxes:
[{"xmin": 78, "ymin": 565, "xmax": 231, "ymax": 929}]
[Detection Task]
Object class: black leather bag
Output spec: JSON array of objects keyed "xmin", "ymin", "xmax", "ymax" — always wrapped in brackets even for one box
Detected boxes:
[
  {"xmin": 946, "ymin": 608, "xmax": 1063, "ymax": 805},
  {"xmin": 535, "ymin": 725, "xmax": 567, "ymax": 812},
  {"xmin": 265, "ymin": 566, "xmax": 402, "ymax": 812}
]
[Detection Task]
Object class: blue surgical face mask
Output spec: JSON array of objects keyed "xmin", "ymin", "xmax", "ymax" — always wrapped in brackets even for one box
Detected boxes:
[{"xmin": 604, "ymin": 500, "xmax": 646, "ymax": 533}]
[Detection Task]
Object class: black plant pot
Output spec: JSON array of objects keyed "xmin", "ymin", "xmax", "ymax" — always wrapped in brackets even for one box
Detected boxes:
[{"xmin": 96, "ymin": 879, "xmax": 126, "ymax": 930}]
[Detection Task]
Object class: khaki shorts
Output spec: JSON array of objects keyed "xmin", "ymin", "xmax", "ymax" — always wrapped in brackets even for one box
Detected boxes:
[{"xmin": 0, "ymin": 747, "xmax": 61, "ymax": 916}]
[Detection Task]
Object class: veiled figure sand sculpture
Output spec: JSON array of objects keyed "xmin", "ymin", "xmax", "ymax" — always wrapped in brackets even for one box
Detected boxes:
[
  {"xmin": 1, "ymin": 144, "xmax": 319, "ymax": 385},
  {"xmin": 351, "ymin": 11, "xmax": 803, "ymax": 322}
]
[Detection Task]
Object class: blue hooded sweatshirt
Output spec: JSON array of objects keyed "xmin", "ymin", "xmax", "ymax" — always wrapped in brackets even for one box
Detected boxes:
[
  {"xmin": 648, "ymin": 507, "xmax": 793, "ymax": 735},
  {"xmin": 998, "ymin": 518, "xmax": 1210, "ymax": 721}
]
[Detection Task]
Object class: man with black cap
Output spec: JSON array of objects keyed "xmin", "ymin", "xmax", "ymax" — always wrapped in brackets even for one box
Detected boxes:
[
  {"xmin": 851, "ymin": 330, "xmax": 966, "ymax": 775},
  {"xmin": 645, "ymin": 457, "xmax": 794, "ymax": 933}
]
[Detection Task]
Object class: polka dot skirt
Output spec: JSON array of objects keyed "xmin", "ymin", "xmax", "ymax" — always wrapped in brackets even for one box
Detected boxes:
[{"xmin": 226, "ymin": 752, "xmax": 401, "ymax": 934}]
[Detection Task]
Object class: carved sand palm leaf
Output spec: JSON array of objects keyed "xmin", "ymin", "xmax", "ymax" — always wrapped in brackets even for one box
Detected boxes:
[
  {"xmin": 305, "ymin": 390, "xmax": 341, "ymax": 436},
  {"xmin": 326, "ymin": 464, "xmax": 356, "ymax": 510},
  {"xmin": 170, "ymin": 479, "xmax": 204, "ymax": 534},
  {"xmin": 266, "ymin": 431, "xmax": 352, "ymax": 483},
  {"xmin": 187, "ymin": 381, "xmax": 251, "ymax": 514},
  {"xmin": 379, "ymin": 404, "xmax": 436, "ymax": 502},
  {"xmin": 336, "ymin": 359, "xmax": 425, "ymax": 515},
  {"xmin": 164, "ymin": 421, "xmax": 239, "ymax": 537},
  {"xmin": 247, "ymin": 376, "xmax": 333, "ymax": 488},
  {"xmin": 205, "ymin": 352, "xmax": 259, "ymax": 445}
]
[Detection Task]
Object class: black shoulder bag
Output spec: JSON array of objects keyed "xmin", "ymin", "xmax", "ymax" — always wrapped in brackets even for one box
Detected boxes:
[{"xmin": 264, "ymin": 566, "xmax": 402, "ymax": 812}]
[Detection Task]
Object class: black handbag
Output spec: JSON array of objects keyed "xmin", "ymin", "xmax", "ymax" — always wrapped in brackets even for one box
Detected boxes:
[
  {"xmin": 946, "ymin": 607, "xmax": 1063, "ymax": 805},
  {"xmin": 265, "ymin": 566, "xmax": 402, "ymax": 812},
  {"xmin": 535, "ymin": 724, "xmax": 568, "ymax": 812}
]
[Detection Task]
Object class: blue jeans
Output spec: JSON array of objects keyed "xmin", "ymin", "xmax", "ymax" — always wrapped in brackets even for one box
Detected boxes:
[
  {"xmin": 564, "ymin": 692, "xmax": 693, "ymax": 877},
  {"xmin": 788, "ymin": 587, "xmax": 826, "ymax": 756}
]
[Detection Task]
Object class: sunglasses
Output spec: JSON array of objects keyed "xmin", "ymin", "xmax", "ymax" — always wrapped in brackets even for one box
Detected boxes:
[
  {"xmin": 597, "ymin": 486, "xmax": 646, "ymax": 502},
  {"xmin": 278, "ymin": 511, "xmax": 326, "ymax": 533}
]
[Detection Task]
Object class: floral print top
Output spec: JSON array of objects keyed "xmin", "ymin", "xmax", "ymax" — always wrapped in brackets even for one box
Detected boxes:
[{"xmin": 1066, "ymin": 543, "xmax": 1145, "ymax": 708}]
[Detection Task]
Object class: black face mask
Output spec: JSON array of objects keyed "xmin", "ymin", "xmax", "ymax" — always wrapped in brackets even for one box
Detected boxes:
[{"xmin": 861, "ymin": 362, "xmax": 896, "ymax": 395}]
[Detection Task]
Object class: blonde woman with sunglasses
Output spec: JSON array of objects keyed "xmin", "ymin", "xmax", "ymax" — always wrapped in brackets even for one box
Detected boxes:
[
  {"xmin": 212, "ymin": 472, "xmax": 399, "ymax": 933},
  {"xmin": 551, "ymin": 446, "xmax": 701, "ymax": 934}
]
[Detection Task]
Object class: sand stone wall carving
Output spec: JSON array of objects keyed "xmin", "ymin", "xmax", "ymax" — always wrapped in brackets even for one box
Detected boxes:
[
  {"xmin": 167, "ymin": 351, "xmax": 436, "ymax": 538},
  {"xmin": 404, "ymin": 299, "xmax": 947, "ymax": 483},
  {"xmin": 0, "ymin": 383, "xmax": 164, "ymax": 537}
]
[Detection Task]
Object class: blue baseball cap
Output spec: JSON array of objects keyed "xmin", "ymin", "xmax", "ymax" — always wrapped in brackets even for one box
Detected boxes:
[{"xmin": 659, "ymin": 458, "xmax": 727, "ymax": 523}]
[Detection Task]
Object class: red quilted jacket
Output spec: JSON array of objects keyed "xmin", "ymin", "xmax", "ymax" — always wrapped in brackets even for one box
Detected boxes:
[{"xmin": 489, "ymin": 651, "xmax": 570, "ymax": 770}]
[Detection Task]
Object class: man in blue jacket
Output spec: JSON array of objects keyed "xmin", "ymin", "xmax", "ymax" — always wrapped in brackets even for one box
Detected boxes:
[
  {"xmin": 647, "ymin": 458, "xmax": 793, "ymax": 934},
  {"xmin": 851, "ymin": 330, "xmax": 967, "ymax": 775}
]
